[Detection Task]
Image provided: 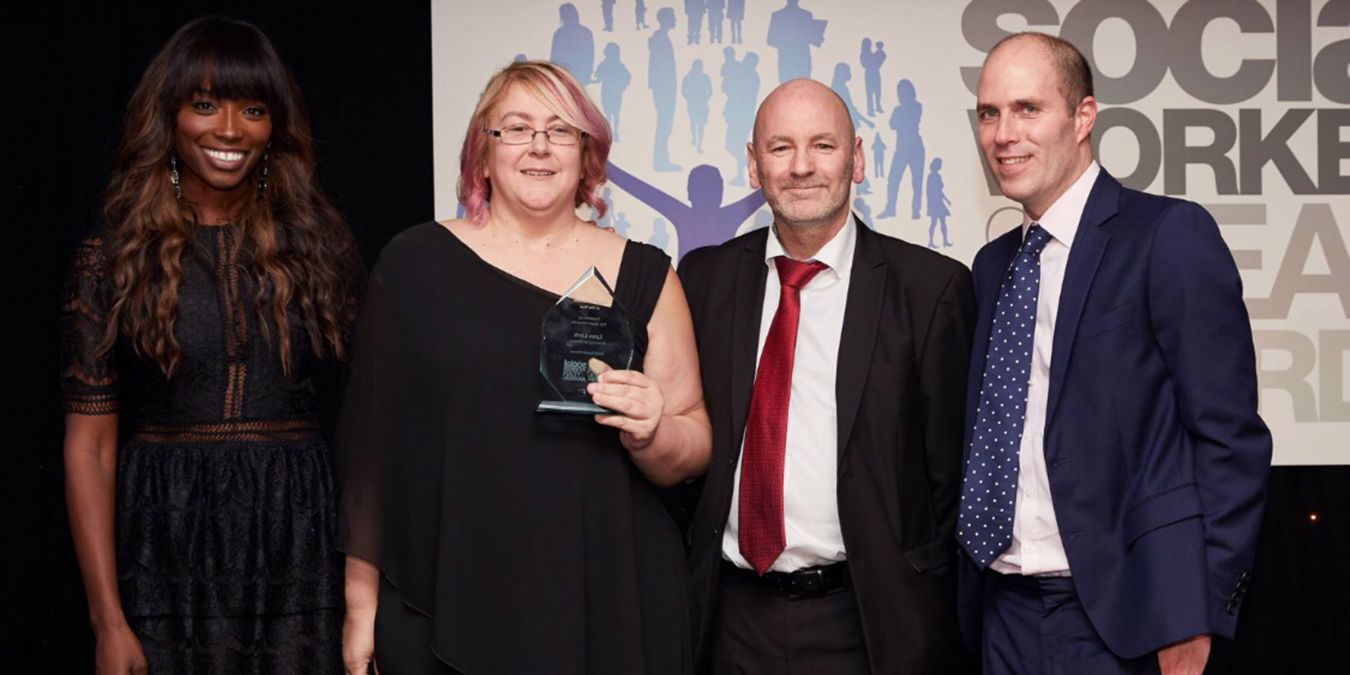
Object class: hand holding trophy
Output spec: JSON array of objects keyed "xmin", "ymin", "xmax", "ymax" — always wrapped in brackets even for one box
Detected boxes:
[{"xmin": 537, "ymin": 266, "xmax": 635, "ymax": 414}]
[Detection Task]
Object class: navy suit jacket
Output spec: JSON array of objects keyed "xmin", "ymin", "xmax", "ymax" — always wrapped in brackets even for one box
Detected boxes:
[{"xmin": 956, "ymin": 170, "xmax": 1272, "ymax": 658}]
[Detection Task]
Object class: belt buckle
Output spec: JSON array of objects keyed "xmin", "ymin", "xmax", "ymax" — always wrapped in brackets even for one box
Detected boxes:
[
  {"xmin": 806, "ymin": 567, "xmax": 825, "ymax": 592},
  {"xmin": 788, "ymin": 567, "xmax": 824, "ymax": 593}
]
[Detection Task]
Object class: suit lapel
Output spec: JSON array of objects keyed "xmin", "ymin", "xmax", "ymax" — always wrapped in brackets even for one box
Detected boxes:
[
  {"xmin": 729, "ymin": 230, "xmax": 769, "ymax": 447},
  {"xmin": 836, "ymin": 219, "xmax": 886, "ymax": 459},
  {"xmin": 1046, "ymin": 172, "xmax": 1120, "ymax": 425}
]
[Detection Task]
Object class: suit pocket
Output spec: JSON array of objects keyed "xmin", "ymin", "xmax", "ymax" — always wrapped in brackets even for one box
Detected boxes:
[
  {"xmin": 902, "ymin": 537, "xmax": 956, "ymax": 572},
  {"xmin": 1123, "ymin": 483, "xmax": 1203, "ymax": 546},
  {"xmin": 1078, "ymin": 302, "xmax": 1138, "ymax": 340}
]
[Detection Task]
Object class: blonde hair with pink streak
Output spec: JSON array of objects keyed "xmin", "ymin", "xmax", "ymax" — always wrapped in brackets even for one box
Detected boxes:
[{"xmin": 457, "ymin": 60, "xmax": 613, "ymax": 224}]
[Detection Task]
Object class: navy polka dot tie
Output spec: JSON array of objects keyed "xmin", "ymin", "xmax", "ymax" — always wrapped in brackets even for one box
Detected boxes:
[{"xmin": 958, "ymin": 224, "xmax": 1053, "ymax": 569}]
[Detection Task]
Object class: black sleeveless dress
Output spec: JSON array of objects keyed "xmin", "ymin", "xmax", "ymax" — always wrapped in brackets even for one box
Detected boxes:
[
  {"xmin": 337, "ymin": 222, "xmax": 692, "ymax": 674},
  {"xmin": 60, "ymin": 226, "xmax": 344, "ymax": 673}
]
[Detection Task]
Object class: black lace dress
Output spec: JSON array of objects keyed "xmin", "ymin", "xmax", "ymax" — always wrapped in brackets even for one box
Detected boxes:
[{"xmin": 60, "ymin": 226, "xmax": 344, "ymax": 673}]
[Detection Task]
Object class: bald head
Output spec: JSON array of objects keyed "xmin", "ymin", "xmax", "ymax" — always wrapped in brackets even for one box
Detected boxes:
[
  {"xmin": 746, "ymin": 78, "xmax": 864, "ymax": 239},
  {"xmin": 752, "ymin": 78, "xmax": 855, "ymax": 150},
  {"xmin": 986, "ymin": 32, "xmax": 1093, "ymax": 111}
]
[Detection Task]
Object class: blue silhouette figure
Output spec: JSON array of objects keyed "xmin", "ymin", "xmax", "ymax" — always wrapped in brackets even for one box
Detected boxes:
[
  {"xmin": 636, "ymin": 0, "xmax": 648, "ymax": 28},
  {"xmin": 601, "ymin": 0, "xmax": 616, "ymax": 31},
  {"xmin": 685, "ymin": 0, "xmax": 705, "ymax": 45},
  {"xmin": 707, "ymin": 0, "xmax": 725, "ymax": 43},
  {"xmin": 594, "ymin": 43, "xmax": 631, "ymax": 141},
  {"xmin": 649, "ymin": 217, "xmax": 670, "ymax": 253},
  {"xmin": 551, "ymin": 4, "xmax": 595, "ymax": 84},
  {"xmin": 607, "ymin": 161, "xmax": 766, "ymax": 261},
  {"xmin": 864, "ymin": 38, "xmax": 885, "ymax": 117},
  {"xmin": 830, "ymin": 63, "xmax": 873, "ymax": 195},
  {"xmin": 853, "ymin": 196, "xmax": 874, "ymax": 230},
  {"xmin": 648, "ymin": 8, "xmax": 682, "ymax": 172},
  {"xmin": 683, "ymin": 59, "xmax": 713, "ymax": 153},
  {"xmin": 872, "ymin": 133, "xmax": 886, "ymax": 178},
  {"xmin": 767, "ymin": 0, "xmax": 826, "ymax": 84},
  {"xmin": 878, "ymin": 78, "xmax": 924, "ymax": 220},
  {"xmin": 728, "ymin": 0, "xmax": 745, "ymax": 43},
  {"xmin": 597, "ymin": 186, "xmax": 616, "ymax": 229},
  {"xmin": 926, "ymin": 157, "xmax": 952, "ymax": 248},
  {"xmin": 719, "ymin": 46, "xmax": 737, "ymax": 89},
  {"xmin": 613, "ymin": 211, "xmax": 631, "ymax": 237},
  {"xmin": 750, "ymin": 207, "xmax": 773, "ymax": 232},
  {"xmin": 722, "ymin": 51, "xmax": 760, "ymax": 186},
  {"xmin": 860, "ymin": 38, "xmax": 886, "ymax": 116},
  {"xmin": 513, "ymin": 53, "xmax": 528, "ymax": 63}
]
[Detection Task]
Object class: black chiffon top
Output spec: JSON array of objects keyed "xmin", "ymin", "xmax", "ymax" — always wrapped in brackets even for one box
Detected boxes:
[{"xmin": 337, "ymin": 223, "xmax": 692, "ymax": 674}]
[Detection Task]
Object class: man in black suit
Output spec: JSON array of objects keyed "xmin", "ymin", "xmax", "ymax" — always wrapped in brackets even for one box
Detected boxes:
[{"xmin": 678, "ymin": 78, "xmax": 975, "ymax": 673}]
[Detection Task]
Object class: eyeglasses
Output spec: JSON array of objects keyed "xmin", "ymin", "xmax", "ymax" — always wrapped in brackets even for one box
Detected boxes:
[{"xmin": 486, "ymin": 123, "xmax": 585, "ymax": 146}]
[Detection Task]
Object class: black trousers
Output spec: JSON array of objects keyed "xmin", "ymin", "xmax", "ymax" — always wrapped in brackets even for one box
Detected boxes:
[
  {"xmin": 981, "ymin": 573, "xmax": 1160, "ymax": 675},
  {"xmin": 707, "ymin": 565, "xmax": 870, "ymax": 675}
]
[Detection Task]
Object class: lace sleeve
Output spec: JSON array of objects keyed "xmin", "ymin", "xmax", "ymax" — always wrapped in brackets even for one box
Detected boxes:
[{"xmin": 60, "ymin": 237, "xmax": 118, "ymax": 415}]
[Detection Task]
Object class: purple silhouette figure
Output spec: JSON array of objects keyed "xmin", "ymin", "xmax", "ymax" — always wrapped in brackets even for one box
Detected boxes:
[
  {"xmin": 860, "ymin": 38, "xmax": 886, "ymax": 116},
  {"xmin": 722, "ymin": 51, "xmax": 760, "ymax": 186},
  {"xmin": 636, "ymin": 0, "xmax": 648, "ymax": 28},
  {"xmin": 872, "ymin": 132, "xmax": 886, "ymax": 178},
  {"xmin": 926, "ymin": 157, "xmax": 952, "ymax": 248},
  {"xmin": 728, "ymin": 0, "xmax": 745, "ymax": 43},
  {"xmin": 767, "ymin": 0, "xmax": 826, "ymax": 84},
  {"xmin": 602, "ymin": 0, "xmax": 616, "ymax": 31},
  {"xmin": 682, "ymin": 59, "xmax": 713, "ymax": 153},
  {"xmin": 551, "ymin": 4, "xmax": 595, "ymax": 83},
  {"xmin": 878, "ymin": 78, "xmax": 924, "ymax": 220},
  {"xmin": 853, "ymin": 195, "xmax": 874, "ymax": 230},
  {"xmin": 707, "ymin": 0, "xmax": 725, "ymax": 43},
  {"xmin": 613, "ymin": 211, "xmax": 631, "ymax": 237},
  {"xmin": 685, "ymin": 0, "xmax": 705, "ymax": 45},
  {"xmin": 607, "ymin": 161, "xmax": 766, "ymax": 261},
  {"xmin": 649, "ymin": 8, "xmax": 682, "ymax": 172},
  {"xmin": 594, "ymin": 43, "xmax": 631, "ymax": 141},
  {"xmin": 650, "ymin": 217, "xmax": 671, "ymax": 253}
]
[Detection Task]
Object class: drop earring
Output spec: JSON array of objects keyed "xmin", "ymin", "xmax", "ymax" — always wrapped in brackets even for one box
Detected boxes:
[
  {"xmin": 169, "ymin": 156, "xmax": 182, "ymax": 200},
  {"xmin": 256, "ymin": 144, "xmax": 271, "ymax": 202}
]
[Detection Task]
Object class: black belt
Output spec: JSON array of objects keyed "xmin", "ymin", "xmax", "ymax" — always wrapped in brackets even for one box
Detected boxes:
[{"xmin": 722, "ymin": 560, "xmax": 850, "ymax": 594}]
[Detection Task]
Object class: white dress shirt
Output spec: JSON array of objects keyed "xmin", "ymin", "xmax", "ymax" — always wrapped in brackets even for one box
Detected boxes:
[
  {"xmin": 722, "ymin": 217, "xmax": 857, "ymax": 572},
  {"xmin": 990, "ymin": 161, "xmax": 1101, "ymax": 577}
]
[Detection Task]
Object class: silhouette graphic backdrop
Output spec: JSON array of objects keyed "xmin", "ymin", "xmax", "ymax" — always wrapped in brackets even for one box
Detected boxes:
[{"xmin": 430, "ymin": 1, "xmax": 1349, "ymax": 465}]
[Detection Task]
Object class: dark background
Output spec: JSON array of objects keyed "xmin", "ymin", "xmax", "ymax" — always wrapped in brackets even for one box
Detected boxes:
[{"xmin": 6, "ymin": 2, "xmax": 1346, "ymax": 672}]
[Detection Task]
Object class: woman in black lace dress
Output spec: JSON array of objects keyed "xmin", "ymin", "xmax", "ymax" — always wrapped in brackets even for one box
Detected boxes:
[{"xmin": 61, "ymin": 17, "xmax": 361, "ymax": 673}]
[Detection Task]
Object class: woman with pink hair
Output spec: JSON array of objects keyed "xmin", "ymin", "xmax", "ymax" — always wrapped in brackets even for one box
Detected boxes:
[{"xmin": 337, "ymin": 60, "xmax": 709, "ymax": 674}]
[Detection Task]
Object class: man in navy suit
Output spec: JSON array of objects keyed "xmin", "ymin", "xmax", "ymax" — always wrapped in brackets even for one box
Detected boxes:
[{"xmin": 957, "ymin": 32, "xmax": 1272, "ymax": 674}]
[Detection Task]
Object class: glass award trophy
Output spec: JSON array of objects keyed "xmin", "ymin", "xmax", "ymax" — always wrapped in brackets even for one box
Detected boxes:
[{"xmin": 536, "ymin": 266, "xmax": 634, "ymax": 414}]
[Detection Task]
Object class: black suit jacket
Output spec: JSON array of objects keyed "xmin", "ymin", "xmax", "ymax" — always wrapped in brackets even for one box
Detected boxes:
[{"xmin": 678, "ymin": 218, "xmax": 976, "ymax": 673}]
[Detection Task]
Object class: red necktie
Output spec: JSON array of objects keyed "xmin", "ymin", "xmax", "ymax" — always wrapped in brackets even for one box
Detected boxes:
[{"xmin": 738, "ymin": 256, "xmax": 829, "ymax": 575}]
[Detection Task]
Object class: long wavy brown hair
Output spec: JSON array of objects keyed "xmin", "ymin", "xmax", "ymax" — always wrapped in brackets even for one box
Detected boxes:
[{"xmin": 100, "ymin": 16, "xmax": 361, "ymax": 377}]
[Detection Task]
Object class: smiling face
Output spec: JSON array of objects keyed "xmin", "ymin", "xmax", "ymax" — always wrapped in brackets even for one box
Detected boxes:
[
  {"xmin": 174, "ymin": 87, "xmax": 272, "ymax": 217},
  {"xmin": 748, "ymin": 79, "xmax": 864, "ymax": 233},
  {"xmin": 976, "ymin": 37, "xmax": 1096, "ymax": 220},
  {"xmin": 484, "ymin": 85, "xmax": 584, "ymax": 219}
]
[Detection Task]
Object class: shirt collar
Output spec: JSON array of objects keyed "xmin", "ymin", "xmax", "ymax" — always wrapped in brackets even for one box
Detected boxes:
[
  {"xmin": 764, "ymin": 214, "xmax": 857, "ymax": 282},
  {"xmin": 1022, "ymin": 161, "xmax": 1100, "ymax": 249}
]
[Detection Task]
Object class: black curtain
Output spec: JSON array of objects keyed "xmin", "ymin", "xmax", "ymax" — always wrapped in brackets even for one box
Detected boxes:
[{"xmin": 6, "ymin": 2, "xmax": 1346, "ymax": 672}]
